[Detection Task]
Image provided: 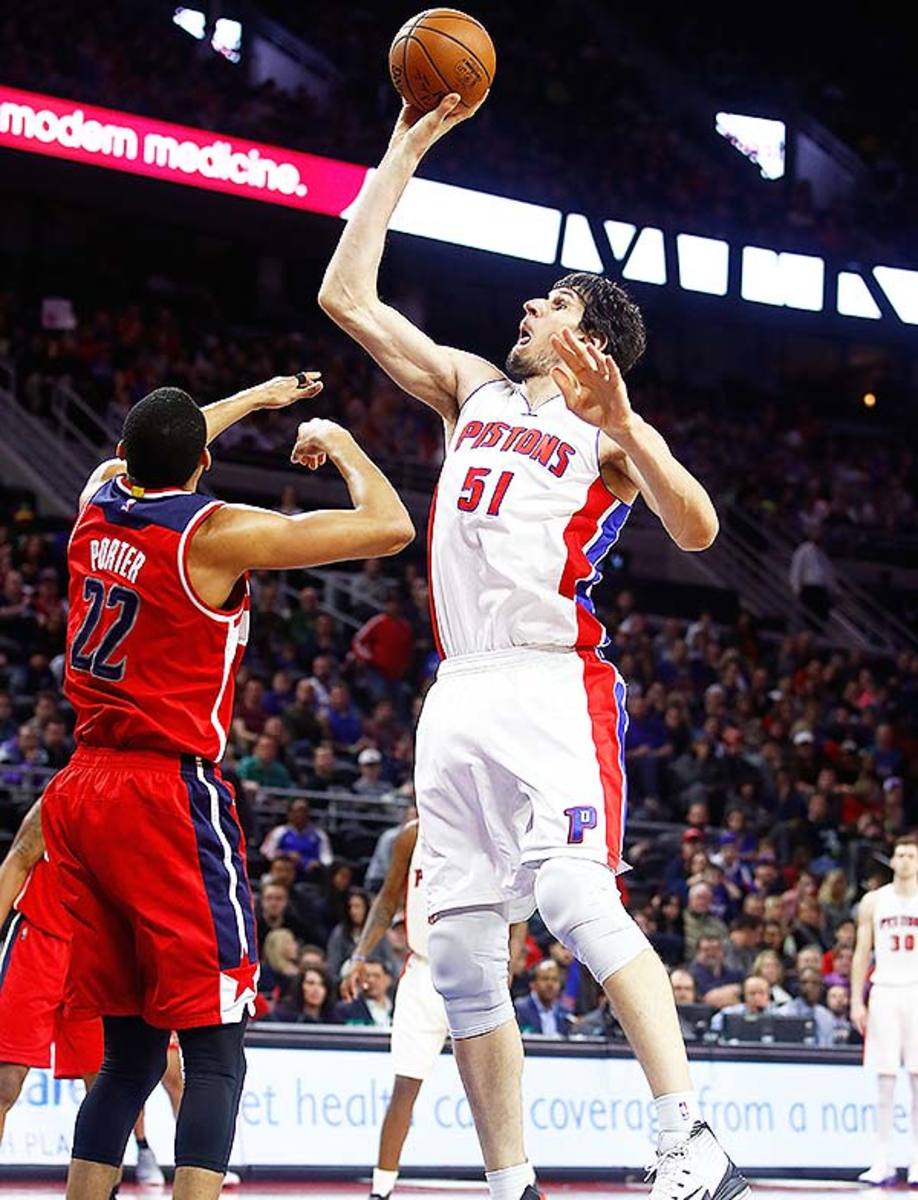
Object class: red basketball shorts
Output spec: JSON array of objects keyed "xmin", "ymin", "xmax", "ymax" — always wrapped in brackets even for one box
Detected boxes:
[
  {"xmin": 41, "ymin": 747, "xmax": 260, "ymax": 1030},
  {"xmin": 0, "ymin": 914, "xmax": 103, "ymax": 1078}
]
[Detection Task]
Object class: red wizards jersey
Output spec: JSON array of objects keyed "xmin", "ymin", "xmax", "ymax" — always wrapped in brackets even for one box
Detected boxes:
[
  {"xmin": 14, "ymin": 857, "xmax": 71, "ymax": 941},
  {"xmin": 65, "ymin": 477, "xmax": 249, "ymax": 761}
]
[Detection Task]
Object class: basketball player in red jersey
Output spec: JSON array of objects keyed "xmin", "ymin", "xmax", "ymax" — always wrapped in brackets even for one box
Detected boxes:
[
  {"xmin": 319, "ymin": 97, "xmax": 748, "ymax": 1200},
  {"xmin": 0, "ymin": 800, "xmax": 102, "ymax": 1142},
  {"xmin": 40, "ymin": 373, "xmax": 413, "ymax": 1200}
]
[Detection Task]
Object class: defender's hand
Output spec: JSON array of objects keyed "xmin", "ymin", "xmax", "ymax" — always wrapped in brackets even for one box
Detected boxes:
[
  {"xmin": 550, "ymin": 328, "xmax": 635, "ymax": 437},
  {"xmin": 343, "ymin": 958, "xmax": 367, "ymax": 1003},
  {"xmin": 290, "ymin": 418, "xmax": 349, "ymax": 470},
  {"xmin": 389, "ymin": 92, "xmax": 488, "ymax": 159},
  {"xmin": 252, "ymin": 373, "xmax": 323, "ymax": 410}
]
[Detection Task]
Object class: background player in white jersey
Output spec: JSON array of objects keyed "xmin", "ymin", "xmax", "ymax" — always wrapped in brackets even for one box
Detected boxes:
[
  {"xmin": 319, "ymin": 94, "xmax": 748, "ymax": 1200},
  {"xmin": 344, "ymin": 819, "xmax": 448, "ymax": 1200},
  {"xmin": 851, "ymin": 836, "xmax": 918, "ymax": 1185}
]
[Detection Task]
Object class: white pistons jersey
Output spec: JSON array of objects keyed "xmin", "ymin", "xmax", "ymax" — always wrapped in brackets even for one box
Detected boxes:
[
  {"xmin": 428, "ymin": 378, "xmax": 631, "ymax": 658},
  {"xmin": 404, "ymin": 831, "xmax": 429, "ymax": 959},
  {"xmin": 871, "ymin": 884, "xmax": 918, "ymax": 986}
]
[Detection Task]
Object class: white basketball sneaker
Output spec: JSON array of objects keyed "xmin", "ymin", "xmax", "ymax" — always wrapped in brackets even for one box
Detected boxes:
[
  {"xmin": 647, "ymin": 1122, "xmax": 750, "ymax": 1200},
  {"xmin": 135, "ymin": 1145, "xmax": 165, "ymax": 1186},
  {"xmin": 223, "ymin": 1170, "xmax": 242, "ymax": 1187},
  {"xmin": 858, "ymin": 1162, "xmax": 897, "ymax": 1187},
  {"xmin": 907, "ymin": 1162, "xmax": 918, "ymax": 1187}
]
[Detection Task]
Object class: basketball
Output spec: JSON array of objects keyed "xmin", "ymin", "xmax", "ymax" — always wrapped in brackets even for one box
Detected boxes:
[{"xmin": 389, "ymin": 9, "xmax": 495, "ymax": 113}]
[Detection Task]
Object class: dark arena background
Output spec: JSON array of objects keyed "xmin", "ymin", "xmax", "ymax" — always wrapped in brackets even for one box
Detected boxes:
[{"xmin": 0, "ymin": 1, "xmax": 916, "ymax": 1197}]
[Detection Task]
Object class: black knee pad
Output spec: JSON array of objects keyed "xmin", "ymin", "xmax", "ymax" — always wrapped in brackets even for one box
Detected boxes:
[
  {"xmin": 174, "ymin": 1021, "xmax": 247, "ymax": 1174},
  {"xmin": 72, "ymin": 1017, "xmax": 170, "ymax": 1167}
]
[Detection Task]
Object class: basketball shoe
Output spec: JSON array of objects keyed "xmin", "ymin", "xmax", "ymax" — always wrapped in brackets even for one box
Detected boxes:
[
  {"xmin": 646, "ymin": 1122, "xmax": 750, "ymax": 1200},
  {"xmin": 135, "ymin": 1145, "xmax": 165, "ymax": 1185},
  {"xmin": 908, "ymin": 1161, "xmax": 918, "ymax": 1187},
  {"xmin": 859, "ymin": 1162, "xmax": 897, "ymax": 1186}
]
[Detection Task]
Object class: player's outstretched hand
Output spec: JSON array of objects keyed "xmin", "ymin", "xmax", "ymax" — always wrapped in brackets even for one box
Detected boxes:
[
  {"xmin": 342, "ymin": 958, "xmax": 367, "ymax": 1003},
  {"xmin": 290, "ymin": 417, "xmax": 348, "ymax": 470},
  {"xmin": 252, "ymin": 372, "xmax": 323, "ymax": 409},
  {"xmin": 390, "ymin": 91, "xmax": 488, "ymax": 159},
  {"xmin": 549, "ymin": 327, "xmax": 634, "ymax": 437}
]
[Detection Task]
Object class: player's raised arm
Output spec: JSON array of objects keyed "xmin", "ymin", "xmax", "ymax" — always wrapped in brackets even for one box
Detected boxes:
[
  {"xmin": 318, "ymin": 97, "xmax": 501, "ymax": 424},
  {"xmin": 0, "ymin": 799, "xmax": 44, "ymax": 927},
  {"xmin": 550, "ymin": 328, "xmax": 719, "ymax": 552},
  {"xmin": 187, "ymin": 418, "xmax": 414, "ymax": 603},
  {"xmin": 343, "ymin": 821, "xmax": 419, "ymax": 1001},
  {"xmin": 850, "ymin": 890, "xmax": 876, "ymax": 1036},
  {"xmin": 77, "ymin": 373, "xmax": 324, "ymax": 509}
]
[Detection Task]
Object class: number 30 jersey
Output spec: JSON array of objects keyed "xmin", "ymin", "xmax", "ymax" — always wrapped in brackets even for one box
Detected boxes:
[
  {"xmin": 65, "ymin": 476, "xmax": 249, "ymax": 762},
  {"xmin": 428, "ymin": 378, "xmax": 631, "ymax": 659},
  {"xmin": 871, "ymin": 883, "xmax": 918, "ymax": 986}
]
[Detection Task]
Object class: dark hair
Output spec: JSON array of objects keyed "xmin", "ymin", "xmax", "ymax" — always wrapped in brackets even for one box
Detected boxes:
[
  {"xmin": 122, "ymin": 387, "xmax": 206, "ymax": 488},
  {"xmin": 552, "ymin": 272, "xmax": 647, "ymax": 375},
  {"xmin": 895, "ymin": 835, "xmax": 918, "ymax": 851}
]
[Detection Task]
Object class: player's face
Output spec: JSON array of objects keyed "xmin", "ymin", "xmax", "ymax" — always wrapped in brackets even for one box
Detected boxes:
[
  {"xmin": 892, "ymin": 844, "xmax": 918, "ymax": 881},
  {"xmin": 506, "ymin": 287, "xmax": 587, "ymax": 379}
]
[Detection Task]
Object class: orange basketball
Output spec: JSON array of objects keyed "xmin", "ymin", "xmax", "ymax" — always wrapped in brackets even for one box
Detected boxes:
[{"xmin": 389, "ymin": 9, "xmax": 495, "ymax": 114}]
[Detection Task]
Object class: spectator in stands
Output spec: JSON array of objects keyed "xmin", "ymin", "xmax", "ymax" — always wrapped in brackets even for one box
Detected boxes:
[
  {"xmin": 777, "ymin": 968, "xmax": 835, "ymax": 1046},
  {"xmin": 514, "ymin": 960, "xmax": 573, "ymax": 1039},
  {"xmin": 41, "ymin": 716, "xmax": 72, "ymax": 768},
  {"xmin": 752, "ymin": 950, "xmax": 793, "ymax": 1005},
  {"xmin": 303, "ymin": 742, "xmax": 351, "ymax": 793},
  {"xmin": 307, "ymin": 655, "xmax": 337, "ymax": 710},
  {"xmin": 624, "ymin": 693, "xmax": 670, "ymax": 808},
  {"xmin": 724, "ymin": 915, "xmax": 764, "ymax": 975},
  {"xmin": 289, "ymin": 587, "xmax": 320, "ymax": 655},
  {"xmin": 689, "ymin": 935, "xmax": 743, "ymax": 1006},
  {"xmin": 786, "ymin": 945, "xmax": 825, "ymax": 997},
  {"xmin": 322, "ymin": 683, "xmax": 364, "ymax": 753},
  {"xmin": 232, "ymin": 676, "xmax": 268, "ymax": 750},
  {"xmin": 787, "ymin": 896, "xmax": 829, "ymax": 955},
  {"xmin": 824, "ymin": 946, "xmax": 853, "ymax": 990},
  {"xmin": 670, "ymin": 968, "xmax": 697, "ymax": 1005},
  {"xmin": 350, "ymin": 559, "xmax": 390, "ymax": 619},
  {"xmin": 663, "ymin": 828, "xmax": 705, "ymax": 898},
  {"xmin": 818, "ymin": 868, "xmax": 853, "ymax": 933},
  {"xmin": 0, "ymin": 723, "xmax": 49, "ymax": 783},
  {"xmin": 327, "ymin": 888, "xmax": 394, "ymax": 982},
  {"xmin": 350, "ymin": 591, "xmax": 415, "ymax": 703},
  {"xmin": 333, "ymin": 958, "xmax": 393, "ymax": 1026},
  {"xmin": 683, "ymin": 882, "xmax": 730, "ymax": 958},
  {"xmin": 709, "ymin": 974, "xmax": 773, "ymax": 1035},
  {"xmin": 822, "ymin": 920, "xmax": 856, "ymax": 974},
  {"xmin": 237, "ymin": 733, "xmax": 293, "ymax": 792},
  {"xmin": 713, "ymin": 831, "xmax": 754, "ymax": 893},
  {"xmin": 254, "ymin": 881, "xmax": 312, "ymax": 946},
  {"xmin": 265, "ymin": 966, "xmax": 337, "ymax": 1024},
  {"xmin": 260, "ymin": 798, "xmax": 333, "ymax": 877},
  {"xmin": 364, "ymin": 806, "xmax": 418, "ymax": 893},
  {"xmin": 789, "ymin": 528, "xmax": 835, "ymax": 631},
  {"xmin": 825, "ymin": 984, "xmax": 858, "ymax": 1046},
  {"xmin": 351, "ymin": 747, "xmax": 391, "ymax": 801},
  {"xmin": 259, "ymin": 928, "xmax": 301, "ymax": 998}
]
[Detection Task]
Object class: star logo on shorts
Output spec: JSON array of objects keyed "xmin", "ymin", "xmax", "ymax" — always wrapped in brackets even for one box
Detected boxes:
[{"xmin": 224, "ymin": 956, "xmax": 259, "ymax": 1000}]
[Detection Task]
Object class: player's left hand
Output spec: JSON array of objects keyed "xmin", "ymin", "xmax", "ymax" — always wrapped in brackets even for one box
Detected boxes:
[
  {"xmin": 550, "ymin": 328, "xmax": 634, "ymax": 437},
  {"xmin": 251, "ymin": 373, "xmax": 324, "ymax": 409}
]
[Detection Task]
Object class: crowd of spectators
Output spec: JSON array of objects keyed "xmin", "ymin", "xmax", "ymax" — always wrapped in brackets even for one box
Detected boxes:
[
  {"xmin": 1, "ymin": 473, "xmax": 914, "ymax": 1038},
  {"xmin": 2, "ymin": 287, "xmax": 915, "ymax": 577},
  {"xmin": 0, "ymin": 0, "xmax": 904, "ymax": 256}
]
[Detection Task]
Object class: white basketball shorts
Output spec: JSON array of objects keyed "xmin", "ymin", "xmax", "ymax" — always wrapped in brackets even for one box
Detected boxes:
[
  {"xmin": 865, "ymin": 984, "xmax": 918, "ymax": 1073},
  {"xmin": 390, "ymin": 953, "xmax": 449, "ymax": 1080},
  {"xmin": 415, "ymin": 646, "xmax": 628, "ymax": 922}
]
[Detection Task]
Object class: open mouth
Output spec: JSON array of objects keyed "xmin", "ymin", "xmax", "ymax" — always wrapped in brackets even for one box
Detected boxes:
[{"xmin": 516, "ymin": 327, "xmax": 532, "ymax": 347}]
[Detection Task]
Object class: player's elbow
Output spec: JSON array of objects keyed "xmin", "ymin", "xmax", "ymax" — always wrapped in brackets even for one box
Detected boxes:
[
  {"xmin": 678, "ymin": 509, "xmax": 719, "ymax": 552},
  {"xmin": 377, "ymin": 514, "xmax": 416, "ymax": 556},
  {"xmin": 318, "ymin": 279, "xmax": 371, "ymax": 327}
]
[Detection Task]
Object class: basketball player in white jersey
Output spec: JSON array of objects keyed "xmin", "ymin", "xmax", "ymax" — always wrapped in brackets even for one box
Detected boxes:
[
  {"xmin": 344, "ymin": 819, "xmax": 448, "ymax": 1200},
  {"xmin": 851, "ymin": 835, "xmax": 918, "ymax": 1185},
  {"xmin": 319, "ymin": 93, "xmax": 749, "ymax": 1200}
]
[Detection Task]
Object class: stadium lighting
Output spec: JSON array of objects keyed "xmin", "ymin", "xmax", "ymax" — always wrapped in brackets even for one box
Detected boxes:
[
  {"xmin": 715, "ymin": 112, "xmax": 786, "ymax": 181},
  {"xmin": 676, "ymin": 234, "xmax": 729, "ymax": 296},
  {"xmin": 836, "ymin": 272, "xmax": 882, "ymax": 319},
  {"xmin": 741, "ymin": 246, "xmax": 824, "ymax": 311},
  {"xmin": 621, "ymin": 227, "xmax": 666, "ymax": 285},
  {"xmin": 212, "ymin": 18, "xmax": 242, "ymax": 63},
  {"xmin": 560, "ymin": 213, "xmax": 604, "ymax": 272},
  {"xmin": 382, "ymin": 173, "xmax": 563, "ymax": 264},
  {"xmin": 873, "ymin": 266, "xmax": 918, "ymax": 325},
  {"xmin": 603, "ymin": 220, "xmax": 637, "ymax": 262},
  {"xmin": 173, "ymin": 7, "xmax": 206, "ymax": 40}
]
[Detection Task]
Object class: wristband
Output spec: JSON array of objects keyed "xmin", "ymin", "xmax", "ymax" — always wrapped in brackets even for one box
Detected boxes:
[{"xmin": 351, "ymin": 954, "xmax": 367, "ymax": 964}]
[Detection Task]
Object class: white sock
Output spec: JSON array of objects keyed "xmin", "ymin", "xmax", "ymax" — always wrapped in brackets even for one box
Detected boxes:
[
  {"xmin": 655, "ymin": 1091, "xmax": 701, "ymax": 1150},
  {"xmin": 877, "ymin": 1074, "xmax": 896, "ymax": 1163},
  {"xmin": 372, "ymin": 1168, "xmax": 399, "ymax": 1197},
  {"xmin": 485, "ymin": 1161, "xmax": 536, "ymax": 1200}
]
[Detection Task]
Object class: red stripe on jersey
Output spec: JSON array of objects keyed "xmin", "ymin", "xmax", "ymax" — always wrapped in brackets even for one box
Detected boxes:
[
  {"xmin": 577, "ymin": 649, "xmax": 625, "ymax": 869},
  {"xmin": 426, "ymin": 485, "xmax": 446, "ymax": 659},
  {"xmin": 559, "ymin": 478, "xmax": 613, "ymax": 647}
]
